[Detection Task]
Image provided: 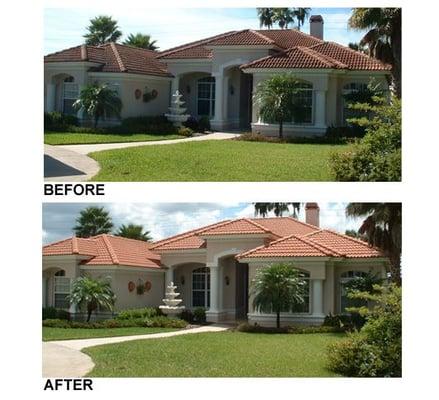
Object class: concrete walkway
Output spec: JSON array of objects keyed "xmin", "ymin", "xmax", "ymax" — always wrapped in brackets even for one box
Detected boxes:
[
  {"xmin": 44, "ymin": 145, "xmax": 100, "ymax": 182},
  {"xmin": 59, "ymin": 132, "xmax": 240, "ymax": 155},
  {"xmin": 42, "ymin": 325, "xmax": 228, "ymax": 377}
]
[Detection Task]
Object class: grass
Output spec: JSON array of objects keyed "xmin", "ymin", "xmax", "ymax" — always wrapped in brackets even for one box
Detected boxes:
[
  {"xmin": 89, "ymin": 140, "xmax": 348, "ymax": 181},
  {"xmin": 84, "ymin": 331, "xmax": 344, "ymax": 377},
  {"xmin": 44, "ymin": 132, "xmax": 183, "ymax": 145},
  {"xmin": 42, "ymin": 326, "xmax": 177, "ymax": 341}
]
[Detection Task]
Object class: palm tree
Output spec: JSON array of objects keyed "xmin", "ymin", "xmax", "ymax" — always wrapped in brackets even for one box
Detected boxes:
[
  {"xmin": 348, "ymin": 8, "xmax": 401, "ymax": 97},
  {"xmin": 346, "ymin": 203, "xmax": 401, "ymax": 285},
  {"xmin": 292, "ymin": 8, "xmax": 311, "ymax": 30},
  {"xmin": 73, "ymin": 83, "xmax": 122, "ymax": 128},
  {"xmin": 123, "ymin": 33, "xmax": 158, "ymax": 50},
  {"xmin": 73, "ymin": 206, "xmax": 114, "ymax": 238},
  {"xmin": 253, "ymin": 73, "xmax": 305, "ymax": 138},
  {"xmin": 257, "ymin": 8, "xmax": 275, "ymax": 29},
  {"xmin": 254, "ymin": 203, "xmax": 301, "ymax": 218},
  {"xmin": 348, "ymin": 42, "xmax": 368, "ymax": 54},
  {"xmin": 252, "ymin": 263, "xmax": 306, "ymax": 328},
  {"xmin": 273, "ymin": 8, "xmax": 295, "ymax": 29},
  {"xmin": 83, "ymin": 15, "xmax": 122, "ymax": 45},
  {"xmin": 115, "ymin": 224, "xmax": 152, "ymax": 241},
  {"xmin": 68, "ymin": 276, "xmax": 116, "ymax": 322}
]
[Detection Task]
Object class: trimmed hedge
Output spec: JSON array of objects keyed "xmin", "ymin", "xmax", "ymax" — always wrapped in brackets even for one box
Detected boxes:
[
  {"xmin": 43, "ymin": 316, "xmax": 187, "ymax": 329},
  {"xmin": 115, "ymin": 307, "xmax": 160, "ymax": 320},
  {"xmin": 236, "ymin": 322, "xmax": 344, "ymax": 334}
]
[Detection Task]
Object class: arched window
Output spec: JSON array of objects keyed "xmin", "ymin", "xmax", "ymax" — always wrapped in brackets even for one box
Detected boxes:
[
  {"xmin": 54, "ymin": 269, "xmax": 70, "ymax": 309},
  {"xmin": 62, "ymin": 76, "xmax": 79, "ymax": 115},
  {"xmin": 293, "ymin": 81, "xmax": 313, "ymax": 125},
  {"xmin": 197, "ymin": 77, "xmax": 215, "ymax": 117},
  {"xmin": 340, "ymin": 270, "xmax": 367, "ymax": 312},
  {"xmin": 342, "ymin": 82, "xmax": 368, "ymax": 124},
  {"xmin": 192, "ymin": 267, "xmax": 210, "ymax": 308}
]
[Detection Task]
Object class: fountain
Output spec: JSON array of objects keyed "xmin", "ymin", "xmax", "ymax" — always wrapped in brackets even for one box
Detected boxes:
[
  {"xmin": 165, "ymin": 90, "xmax": 190, "ymax": 127},
  {"xmin": 159, "ymin": 281, "xmax": 185, "ymax": 317}
]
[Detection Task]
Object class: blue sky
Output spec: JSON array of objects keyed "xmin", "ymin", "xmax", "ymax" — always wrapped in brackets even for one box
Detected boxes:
[
  {"xmin": 42, "ymin": 202, "xmax": 362, "ymax": 244},
  {"xmin": 44, "ymin": 7, "xmax": 366, "ymax": 54}
]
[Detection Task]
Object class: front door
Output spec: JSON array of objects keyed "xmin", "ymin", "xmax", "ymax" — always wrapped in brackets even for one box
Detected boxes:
[{"xmin": 235, "ymin": 262, "xmax": 249, "ymax": 319}]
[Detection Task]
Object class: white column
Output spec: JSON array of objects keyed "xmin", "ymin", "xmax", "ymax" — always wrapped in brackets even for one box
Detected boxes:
[
  {"xmin": 211, "ymin": 74, "xmax": 224, "ymax": 129},
  {"xmin": 165, "ymin": 266, "xmax": 174, "ymax": 287},
  {"xmin": 46, "ymin": 83, "xmax": 56, "ymax": 112},
  {"xmin": 314, "ymin": 90, "xmax": 327, "ymax": 128},
  {"xmin": 312, "ymin": 279, "xmax": 324, "ymax": 317},
  {"xmin": 209, "ymin": 265, "xmax": 219, "ymax": 312},
  {"xmin": 171, "ymin": 76, "xmax": 180, "ymax": 96}
]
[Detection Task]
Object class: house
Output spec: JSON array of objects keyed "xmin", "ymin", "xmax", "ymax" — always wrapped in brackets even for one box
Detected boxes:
[
  {"xmin": 42, "ymin": 204, "xmax": 389, "ymax": 326},
  {"xmin": 44, "ymin": 15, "xmax": 391, "ymax": 137}
]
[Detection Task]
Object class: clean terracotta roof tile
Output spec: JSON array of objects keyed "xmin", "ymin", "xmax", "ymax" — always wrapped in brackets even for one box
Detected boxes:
[
  {"xmin": 45, "ymin": 43, "xmax": 171, "ymax": 77},
  {"xmin": 199, "ymin": 218, "xmax": 276, "ymax": 236},
  {"xmin": 251, "ymin": 217, "xmax": 318, "ymax": 237},
  {"xmin": 304, "ymin": 230, "xmax": 383, "ymax": 258},
  {"xmin": 43, "ymin": 235, "xmax": 161, "ymax": 268},
  {"xmin": 255, "ymin": 29, "xmax": 322, "ymax": 48}
]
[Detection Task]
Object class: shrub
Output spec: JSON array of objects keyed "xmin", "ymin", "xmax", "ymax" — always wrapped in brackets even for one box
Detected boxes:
[
  {"xmin": 327, "ymin": 284, "xmax": 401, "ymax": 377},
  {"xmin": 323, "ymin": 313, "xmax": 365, "ymax": 331},
  {"xmin": 183, "ymin": 116, "xmax": 199, "ymax": 131},
  {"xmin": 330, "ymin": 97, "xmax": 401, "ymax": 181},
  {"xmin": 236, "ymin": 322, "xmax": 344, "ymax": 334},
  {"xmin": 177, "ymin": 126, "xmax": 194, "ymax": 137},
  {"xmin": 43, "ymin": 319, "xmax": 71, "ymax": 328},
  {"xmin": 179, "ymin": 309, "xmax": 194, "ymax": 323},
  {"xmin": 119, "ymin": 116, "xmax": 177, "ymax": 134},
  {"xmin": 44, "ymin": 112, "xmax": 79, "ymax": 131},
  {"xmin": 237, "ymin": 132, "xmax": 280, "ymax": 143},
  {"xmin": 193, "ymin": 307, "xmax": 206, "ymax": 323},
  {"xmin": 116, "ymin": 307, "xmax": 158, "ymax": 320},
  {"xmin": 236, "ymin": 323, "xmax": 289, "ymax": 334},
  {"xmin": 42, "ymin": 307, "xmax": 71, "ymax": 321},
  {"xmin": 198, "ymin": 116, "xmax": 211, "ymax": 132},
  {"xmin": 325, "ymin": 125, "xmax": 365, "ymax": 141}
]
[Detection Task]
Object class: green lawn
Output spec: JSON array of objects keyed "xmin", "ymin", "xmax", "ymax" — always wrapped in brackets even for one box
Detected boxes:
[
  {"xmin": 84, "ymin": 331, "xmax": 343, "ymax": 377},
  {"xmin": 42, "ymin": 326, "xmax": 177, "ymax": 341},
  {"xmin": 89, "ymin": 140, "xmax": 347, "ymax": 181},
  {"xmin": 44, "ymin": 132, "xmax": 183, "ymax": 145}
]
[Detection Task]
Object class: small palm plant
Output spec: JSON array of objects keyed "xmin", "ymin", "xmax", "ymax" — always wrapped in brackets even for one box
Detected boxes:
[
  {"xmin": 73, "ymin": 83, "xmax": 122, "ymax": 128},
  {"xmin": 251, "ymin": 263, "xmax": 306, "ymax": 328},
  {"xmin": 253, "ymin": 73, "xmax": 305, "ymax": 138},
  {"xmin": 68, "ymin": 276, "xmax": 116, "ymax": 322}
]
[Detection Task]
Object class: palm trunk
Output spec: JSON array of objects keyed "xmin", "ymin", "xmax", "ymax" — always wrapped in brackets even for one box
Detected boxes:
[
  {"xmin": 279, "ymin": 120, "xmax": 283, "ymax": 139},
  {"xmin": 86, "ymin": 303, "xmax": 94, "ymax": 322}
]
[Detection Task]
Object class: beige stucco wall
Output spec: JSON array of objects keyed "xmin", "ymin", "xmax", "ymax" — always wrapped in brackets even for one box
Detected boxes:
[{"xmin": 178, "ymin": 72, "xmax": 211, "ymax": 117}]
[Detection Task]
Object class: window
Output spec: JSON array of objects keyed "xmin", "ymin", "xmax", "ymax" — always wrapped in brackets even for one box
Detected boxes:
[
  {"xmin": 192, "ymin": 267, "xmax": 210, "ymax": 308},
  {"xmin": 279, "ymin": 271, "xmax": 310, "ymax": 313},
  {"xmin": 62, "ymin": 77, "xmax": 79, "ymax": 115},
  {"xmin": 197, "ymin": 77, "xmax": 215, "ymax": 117},
  {"xmin": 292, "ymin": 82, "xmax": 313, "ymax": 124},
  {"xmin": 54, "ymin": 270, "xmax": 70, "ymax": 309},
  {"xmin": 340, "ymin": 270, "xmax": 367, "ymax": 312},
  {"xmin": 342, "ymin": 82, "xmax": 368, "ymax": 124}
]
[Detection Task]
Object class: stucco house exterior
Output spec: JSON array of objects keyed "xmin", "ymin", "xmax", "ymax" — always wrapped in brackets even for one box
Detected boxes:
[
  {"xmin": 42, "ymin": 204, "xmax": 389, "ymax": 326},
  {"xmin": 44, "ymin": 15, "xmax": 391, "ymax": 137}
]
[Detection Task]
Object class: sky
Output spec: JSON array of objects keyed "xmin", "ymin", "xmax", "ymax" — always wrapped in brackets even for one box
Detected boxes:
[
  {"xmin": 42, "ymin": 202, "xmax": 362, "ymax": 244},
  {"xmin": 44, "ymin": 7, "xmax": 366, "ymax": 54}
]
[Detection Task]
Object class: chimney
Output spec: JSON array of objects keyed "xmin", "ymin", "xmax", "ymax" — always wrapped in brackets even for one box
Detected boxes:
[
  {"xmin": 305, "ymin": 203, "xmax": 320, "ymax": 227},
  {"xmin": 309, "ymin": 15, "xmax": 324, "ymax": 40}
]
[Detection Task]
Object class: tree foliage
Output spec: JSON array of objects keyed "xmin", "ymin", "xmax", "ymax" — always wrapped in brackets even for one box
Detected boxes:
[
  {"xmin": 346, "ymin": 203, "xmax": 401, "ymax": 285},
  {"xmin": 349, "ymin": 8, "xmax": 401, "ymax": 97},
  {"xmin": 115, "ymin": 224, "xmax": 152, "ymax": 241},
  {"xmin": 253, "ymin": 203, "xmax": 301, "ymax": 218},
  {"xmin": 123, "ymin": 33, "xmax": 158, "ymax": 50},
  {"xmin": 84, "ymin": 15, "xmax": 122, "ymax": 45},
  {"xmin": 251, "ymin": 263, "xmax": 306, "ymax": 328},
  {"xmin": 73, "ymin": 206, "xmax": 114, "ymax": 238},
  {"xmin": 330, "ymin": 96, "xmax": 401, "ymax": 181},
  {"xmin": 73, "ymin": 83, "xmax": 122, "ymax": 128},
  {"xmin": 68, "ymin": 276, "xmax": 116, "ymax": 322},
  {"xmin": 254, "ymin": 73, "xmax": 308, "ymax": 138}
]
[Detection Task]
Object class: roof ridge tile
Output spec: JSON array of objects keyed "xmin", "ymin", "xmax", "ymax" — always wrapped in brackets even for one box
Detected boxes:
[
  {"xmin": 100, "ymin": 234, "xmax": 120, "ymax": 264},
  {"xmin": 109, "ymin": 42, "xmax": 126, "ymax": 72}
]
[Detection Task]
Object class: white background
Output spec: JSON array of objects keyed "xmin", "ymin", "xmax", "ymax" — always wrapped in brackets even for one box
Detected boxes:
[{"xmin": 1, "ymin": 0, "xmax": 439, "ymax": 398}]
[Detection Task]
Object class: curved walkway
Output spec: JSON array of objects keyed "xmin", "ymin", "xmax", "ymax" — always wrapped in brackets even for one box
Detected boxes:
[
  {"xmin": 59, "ymin": 132, "xmax": 240, "ymax": 155},
  {"xmin": 42, "ymin": 325, "xmax": 228, "ymax": 377}
]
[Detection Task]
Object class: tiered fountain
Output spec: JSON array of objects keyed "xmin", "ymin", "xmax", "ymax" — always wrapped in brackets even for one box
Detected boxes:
[
  {"xmin": 159, "ymin": 282, "xmax": 185, "ymax": 317},
  {"xmin": 165, "ymin": 90, "xmax": 190, "ymax": 127}
]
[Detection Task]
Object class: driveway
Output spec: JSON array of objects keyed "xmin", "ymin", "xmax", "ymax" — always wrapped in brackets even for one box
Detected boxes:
[{"xmin": 42, "ymin": 325, "xmax": 228, "ymax": 377}]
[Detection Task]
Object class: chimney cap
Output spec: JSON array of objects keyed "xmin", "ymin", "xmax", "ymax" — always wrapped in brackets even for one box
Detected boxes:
[
  {"xmin": 309, "ymin": 15, "xmax": 324, "ymax": 23},
  {"xmin": 305, "ymin": 202, "xmax": 319, "ymax": 209}
]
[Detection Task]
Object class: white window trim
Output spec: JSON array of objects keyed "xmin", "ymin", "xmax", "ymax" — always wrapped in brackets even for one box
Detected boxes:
[
  {"xmin": 191, "ymin": 267, "xmax": 210, "ymax": 308},
  {"xmin": 53, "ymin": 276, "xmax": 71, "ymax": 309},
  {"xmin": 197, "ymin": 77, "xmax": 215, "ymax": 118}
]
